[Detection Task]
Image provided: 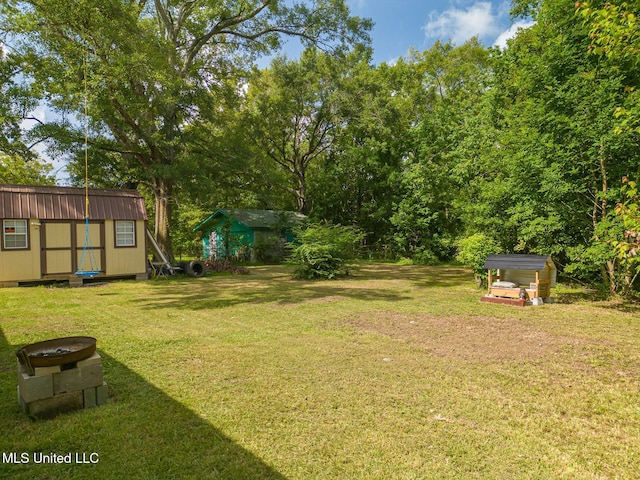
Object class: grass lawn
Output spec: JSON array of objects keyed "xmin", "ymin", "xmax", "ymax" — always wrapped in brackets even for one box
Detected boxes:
[{"xmin": 1, "ymin": 264, "xmax": 639, "ymax": 479}]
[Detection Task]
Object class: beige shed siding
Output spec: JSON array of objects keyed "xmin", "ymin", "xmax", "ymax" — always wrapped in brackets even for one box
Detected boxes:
[
  {"xmin": 0, "ymin": 220, "xmax": 41, "ymax": 282},
  {"xmin": 104, "ymin": 220, "xmax": 147, "ymax": 275},
  {"xmin": 45, "ymin": 222, "xmax": 71, "ymax": 248}
]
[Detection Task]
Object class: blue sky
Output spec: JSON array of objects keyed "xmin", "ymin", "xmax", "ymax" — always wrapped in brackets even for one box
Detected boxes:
[{"xmin": 345, "ymin": 0, "xmax": 533, "ymax": 63}]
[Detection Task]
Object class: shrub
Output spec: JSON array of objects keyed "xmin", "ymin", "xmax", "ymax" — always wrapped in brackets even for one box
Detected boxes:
[
  {"xmin": 202, "ymin": 258, "xmax": 249, "ymax": 275},
  {"xmin": 289, "ymin": 222, "xmax": 364, "ymax": 279},
  {"xmin": 456, "ymin": 233, "xmax": 501, "ymax": 287}
]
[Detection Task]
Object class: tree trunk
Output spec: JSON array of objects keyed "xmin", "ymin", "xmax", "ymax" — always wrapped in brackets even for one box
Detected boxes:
[
  {"xmin": 295, "ymin": 160, "xmax": 308, "ymax": 215},
  {"xmin": 595, "ymin": 141, "xmax": 617, "ymax": 295},
  {"xmin": 153, "ymin": 177, "xmax": 174, "ymax": 262}
]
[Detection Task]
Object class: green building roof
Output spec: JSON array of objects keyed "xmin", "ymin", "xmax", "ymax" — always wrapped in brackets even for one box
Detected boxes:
[{"xmin": 194, "ymin": 209, "xmax": 306, "ymax": 232}]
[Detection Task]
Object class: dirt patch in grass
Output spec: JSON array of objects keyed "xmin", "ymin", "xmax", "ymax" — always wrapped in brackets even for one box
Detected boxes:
[{"xmin": 346, "ymin": 312, "xmax": 589, "ymax": 363}]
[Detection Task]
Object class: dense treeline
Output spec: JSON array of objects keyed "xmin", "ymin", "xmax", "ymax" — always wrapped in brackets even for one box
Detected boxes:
[{"xmin": 1, "ymin": 0, "xmax": 639, "ymax": 295}]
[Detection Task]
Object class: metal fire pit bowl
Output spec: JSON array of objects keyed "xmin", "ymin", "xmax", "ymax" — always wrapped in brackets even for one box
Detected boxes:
[{"xmin": 16, "ymin": 336, "xmax": 97, "ymax": 375}]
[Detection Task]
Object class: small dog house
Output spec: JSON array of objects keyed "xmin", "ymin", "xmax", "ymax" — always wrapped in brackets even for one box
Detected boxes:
[
  {"xmin": 482, "ymin": 254, "xmax": 556, "ymax": 304},
  {"xmin": 0, "ymin": 184, "xmax": 148, "ymax": 286}
]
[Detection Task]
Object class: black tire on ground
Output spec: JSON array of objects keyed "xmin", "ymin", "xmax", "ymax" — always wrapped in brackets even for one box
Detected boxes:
[{"xmin": 185, "ymin": 259, "xmax": 206, "ymax": 278}]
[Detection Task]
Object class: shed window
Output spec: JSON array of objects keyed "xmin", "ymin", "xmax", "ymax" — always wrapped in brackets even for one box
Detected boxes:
[
  {"xmin": 115, "ymin": 221, "xmax": 136, "ymax": 247},
  {"xmin": 3, "ymin": 220, "xmax": 28, "ymax": 249}
]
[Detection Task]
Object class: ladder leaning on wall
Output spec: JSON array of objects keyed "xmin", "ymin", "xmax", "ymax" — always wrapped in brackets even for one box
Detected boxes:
[{"xmin": 146, "ymin": 228, "xmax": 178, "ymax": 277}]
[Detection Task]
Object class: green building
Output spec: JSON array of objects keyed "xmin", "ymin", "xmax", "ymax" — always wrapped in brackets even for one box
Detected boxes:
[{"xmin": 193, "ymin": 209, "xmax": 306, "ymax": 261}]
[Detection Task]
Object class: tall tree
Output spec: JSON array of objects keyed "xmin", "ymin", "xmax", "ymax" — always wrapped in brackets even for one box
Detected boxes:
[
  {"xmin": 1, "ymin": 0, "xmax": 370, "ymax": 258},
  {"xmin": 310, "ymin": 57, "xmax": 418, "ymax": 251},
  {"xmin": 392, "ymin": 39, "xmax": 490, "ymax": 262},
  {"xmin": 242, "ymin": 48, "xmax": 349, "ymax": 215}
]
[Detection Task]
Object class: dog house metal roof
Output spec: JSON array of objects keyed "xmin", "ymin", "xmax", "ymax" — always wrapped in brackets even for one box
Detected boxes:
[
  {"xmin": 483, "ymin": 254, "xmax": 554, "ymax": 271},
  {"xmin": 0, "ymin": 184, "xmax": 147, "ymax": 220}
]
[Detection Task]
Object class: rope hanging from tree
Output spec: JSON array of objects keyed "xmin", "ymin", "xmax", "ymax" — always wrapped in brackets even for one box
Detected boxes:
[{"xmin": 75, "ymin": 52, "xmax": 100, "ymax": 278}]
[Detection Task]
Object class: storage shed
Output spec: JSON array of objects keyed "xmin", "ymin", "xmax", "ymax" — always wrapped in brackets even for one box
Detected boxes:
[
  {"xmin": 482, "ymin": 254, "xmax": 557, "ymax": 304},
  {"xmin": 0, "ymin": 184, "xmax": 148, "ymax": 286},
  {"xmin": 194, "ymin": 209, "xmax": 306, "ymax": 261}
]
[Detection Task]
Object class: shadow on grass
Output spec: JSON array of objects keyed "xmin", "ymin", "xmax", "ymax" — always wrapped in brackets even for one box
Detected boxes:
[
  {"xmin": 133, "ymin": 265, "xmax": 418, "ymax": 311},
  {"xmin": 352, "ymin": 263, "xmax": 473, "ymax": 288},
  {"xmin": 553, "ymin": 284, "xmax": 640, "ymax": 314},
  {"xmin": 0, "ymin": 327, "xmax": 286, "ymax": 480}
]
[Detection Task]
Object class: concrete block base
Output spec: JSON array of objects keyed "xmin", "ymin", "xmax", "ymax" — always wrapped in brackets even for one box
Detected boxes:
[{"xmin": 17, "ymin": 352, "xmax": 108, "ymax": 419}]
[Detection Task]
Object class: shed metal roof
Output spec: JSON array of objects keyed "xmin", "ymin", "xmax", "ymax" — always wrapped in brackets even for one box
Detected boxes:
[
  {"xmin": 0, "ymin": 184, "xmax": 147, "ymax": 221},
  {"xmin": 194, "ymin": 209, "xmax": 306, "ymax": 231},
  {"xmin": 483, "ymin": 254, "xmax": 555, "ymax": 271}
]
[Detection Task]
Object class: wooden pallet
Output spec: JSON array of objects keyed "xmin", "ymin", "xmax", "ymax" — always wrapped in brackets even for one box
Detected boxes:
[{"xmin": 480, "ymin": 296, "xmax": 527, "ymax": 307}]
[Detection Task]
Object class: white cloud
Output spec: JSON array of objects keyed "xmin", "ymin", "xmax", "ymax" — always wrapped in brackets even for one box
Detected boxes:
[
  {"xmin": 423, "ymin": 2, "xmax": 502, "ymax": 45},
  {"xmin": 493, "ymin": 20, "xmax": 535, "ymax": 49}
]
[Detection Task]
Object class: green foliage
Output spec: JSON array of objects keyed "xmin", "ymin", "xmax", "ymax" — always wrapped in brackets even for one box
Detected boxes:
[
  {"xmin": 309, "ymin": 56, "xmax": 409, "ymax": 251},
  {"xmin": 390, "ymin": 39, "xmax": 490, "ymax": 264},
  {"xmin": 456, "ymin": 233, "xmax": 502, "ymax": 286},
  {"xmin": 0, "ymin": 154, "xmax": 54, "ymax": 185},
  {"xmin": 612, "ymin": 176, "xmax": 640, "ymax": 295},
  {"xmin": 253, "ymin": 235, "xmax": 287, "ymax": 264},
  {"xmin": 289, "ymin": 221, "xmax": 363, "ymax": 279},
  {"xmin": 171, "ymin": 202, "xmax": 209, "ymax": 260},
  {"xmin": 452, "ymin": 0, "xmax": 640, "ymax": 296}
]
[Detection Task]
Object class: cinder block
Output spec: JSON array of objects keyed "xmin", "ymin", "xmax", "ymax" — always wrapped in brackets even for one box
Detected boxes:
[
  {"xmin": 18, "ymin": 372, "xmax": 54, "ymax": 403},
  {"xmin": 77, "ymin": 352, "xmax": 102, "ymax": 368},
  {"xmin": 18, "ymin": 386, "xmax": 28, "ymax": 413},
  {"xmin": 83, "ymin": 387, "xmax": 97, "ymax": 408},
  {"xmin": 53, "ymin": 364, "xmax": 103, "ymax": 395},
  {"xmin": 27, "ymin": 391, "xmax": 83, "ymax": 419},
  {"xmin": 33, "ymin": 365, "xmax": 62, "ymax": 376},
  {"xmin": 96, "ymin": 382, "xmax": 109, "ymax": 405},
  {"xmin": 17, "ymin": 359, "xmax": 62, "ymax": 376}
]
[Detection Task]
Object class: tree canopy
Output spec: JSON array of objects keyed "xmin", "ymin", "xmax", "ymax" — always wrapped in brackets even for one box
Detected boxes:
[{"xmin": 1, "ymin": 0, "xmax": 371, "ymax": 258}]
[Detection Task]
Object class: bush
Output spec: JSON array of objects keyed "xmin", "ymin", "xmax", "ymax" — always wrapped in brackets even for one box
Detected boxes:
[
  {"xmin": 456, "ymin": 233, "xmax": 501, "ymax": 287},
  {"xmin": 253, "ymin": 235, "xmax": 287, "ymax": 263},
  {"xmin": 289, "ymin": 222, "xmax": 364, "ymax": 279},
  {"xmin": 202, "ymin": 258, "xmax": 249, "ymax": 275}
]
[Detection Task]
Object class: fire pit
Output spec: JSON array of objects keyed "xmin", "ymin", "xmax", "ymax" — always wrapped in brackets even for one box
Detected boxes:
[
  {"xmin": 16, "ymin": 336, "xmax": 107, "ymax": 418},
  {"xmin": 16, "ymin": 336, "xmax": 96, "ymax": 375}
]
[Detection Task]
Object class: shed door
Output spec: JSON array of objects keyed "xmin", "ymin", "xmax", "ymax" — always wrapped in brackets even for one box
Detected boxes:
[
  {"xmin": 74, "ymin": 221, "xmax": 105, "ymax": 273},
  {"xmin": 40, "ymin": 221, "xmax": 105, "ymax": 275},
  {"xmin": 41, "ymin": 221, "xmax": 73, "ymax": 275},
  {"xmin": 208, "ymin": 231, "xmax": 219, "ymax": 259}
]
